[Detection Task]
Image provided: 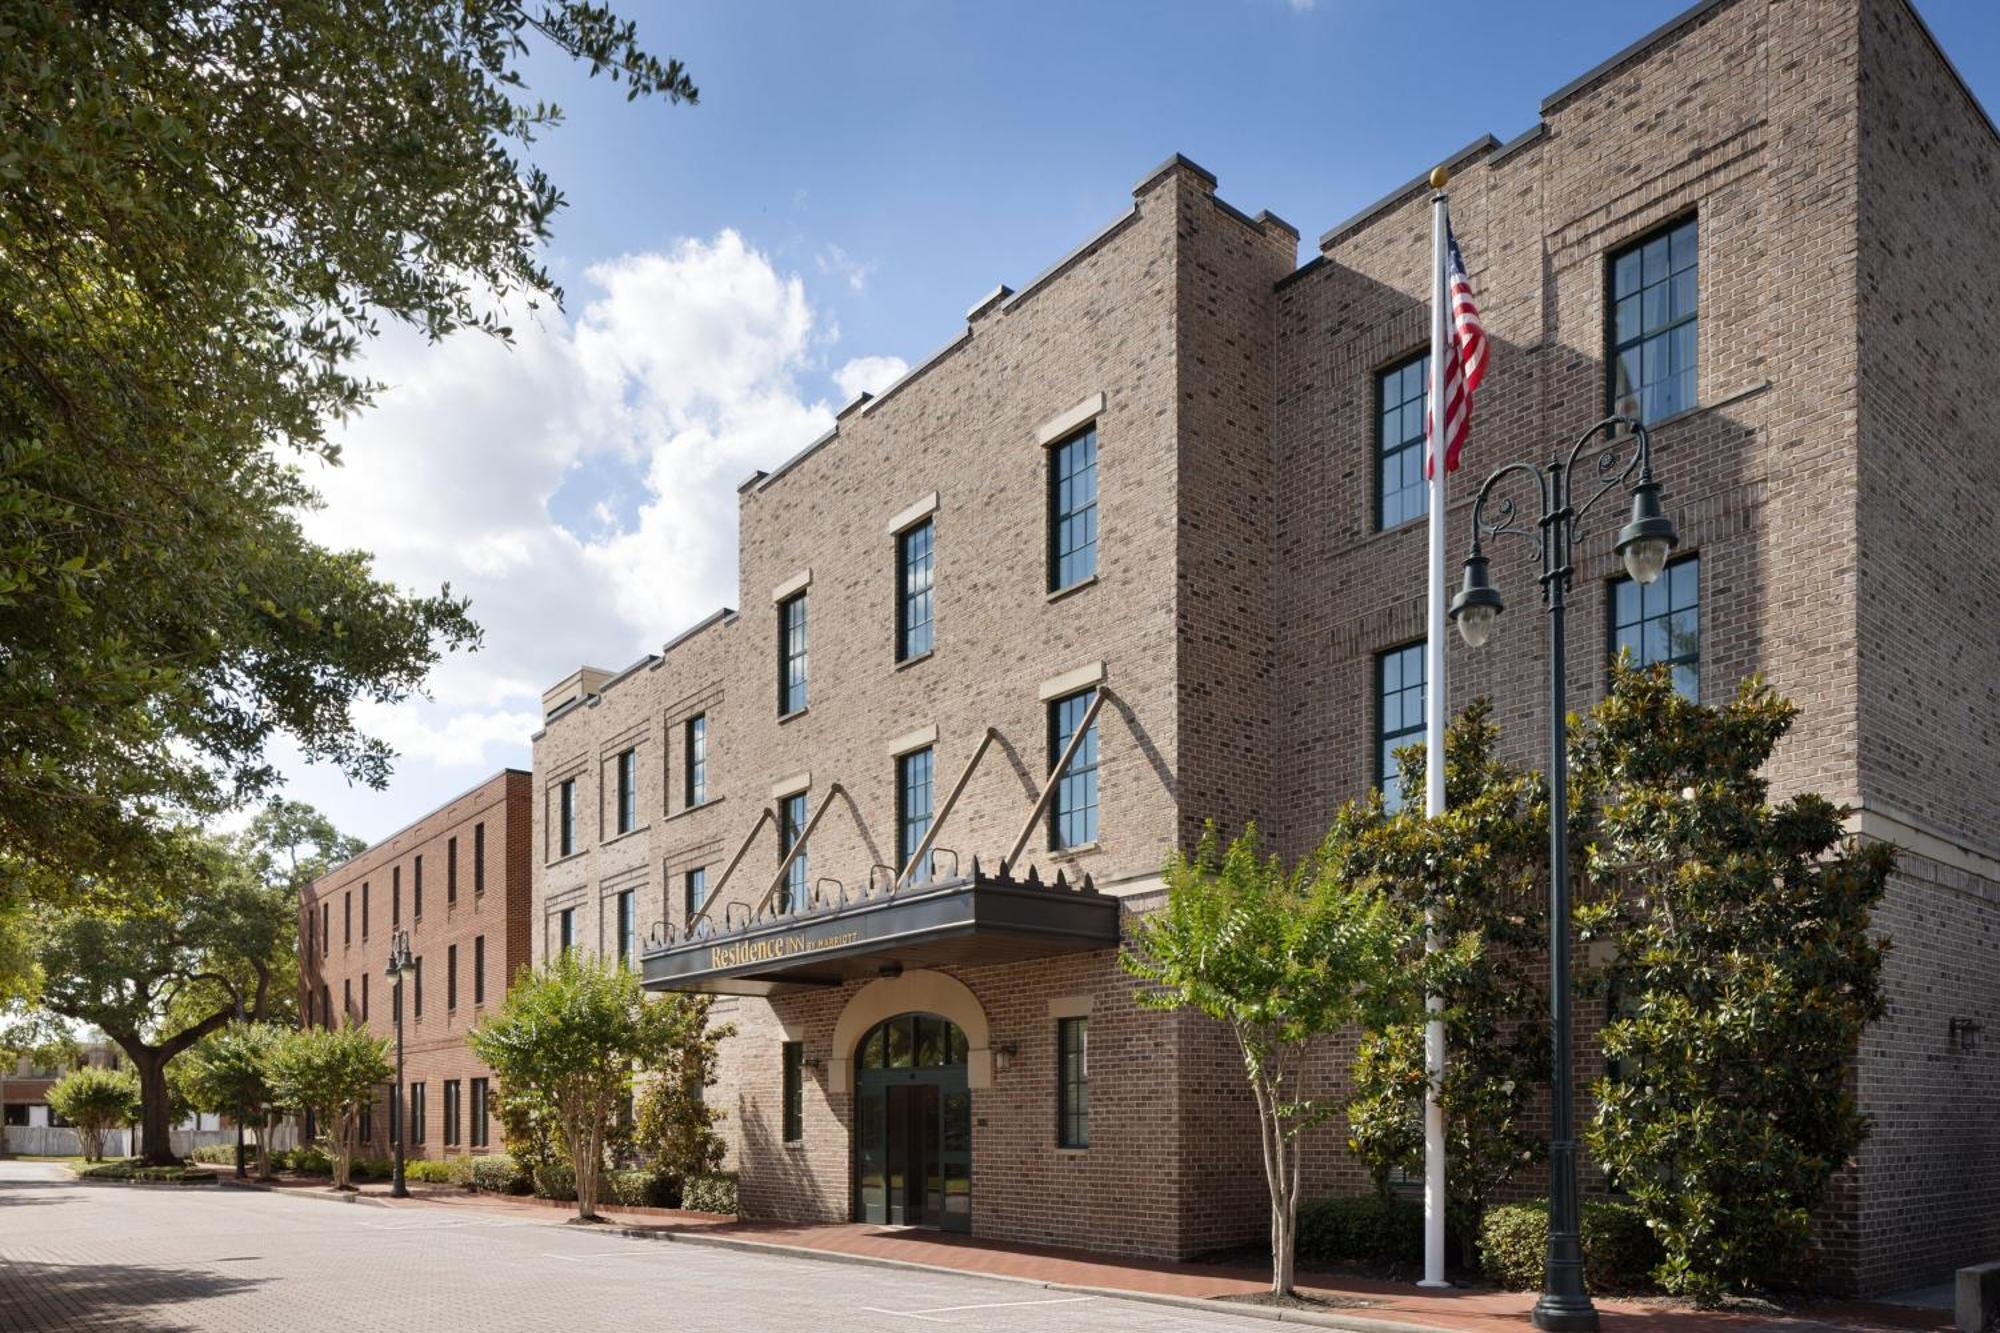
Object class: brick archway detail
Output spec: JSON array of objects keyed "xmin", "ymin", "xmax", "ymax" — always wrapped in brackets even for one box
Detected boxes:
[{"xmin": 828, "ymin": 970, "xmax": 992, "ymax": 1090}]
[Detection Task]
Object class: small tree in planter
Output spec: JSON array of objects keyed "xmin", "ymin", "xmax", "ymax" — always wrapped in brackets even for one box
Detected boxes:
[
  {"xmin": 470, "ymin": 950, "xmax": 678, "ymax": 1222},
  {"xmin": 47, "ymin": 1065, "xmax": 141, "ymax": 1161},
  {"xmin": 1124, "ymin": 825, "xmax": 1413, "ymax": 1297},
  {"xmin": 180, "ymin": 1023, "xmax": 286, "ymax": 1179},
  {"xmin": 266, "ymin": 1024, "xmax": 391, "ymax": 1190},
  {"xmin": 633, "ymin": 993, "xmax": 734, "ymax": 1188}
]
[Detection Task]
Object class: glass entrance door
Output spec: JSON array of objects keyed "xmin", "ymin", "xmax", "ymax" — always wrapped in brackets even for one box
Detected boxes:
[{"xmin": 854, "ymin": 1013, "xmax": 970, "ymax": 1232}]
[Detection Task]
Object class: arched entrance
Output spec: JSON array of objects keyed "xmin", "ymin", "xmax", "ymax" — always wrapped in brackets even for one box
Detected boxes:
[{"xmin": 853, "ymin": 1013, "xmax": 971, "ymax": 1231}]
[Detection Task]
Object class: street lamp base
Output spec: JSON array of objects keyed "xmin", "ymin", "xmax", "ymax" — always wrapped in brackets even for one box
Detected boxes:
[
  {"xmin": 1531, "ymin": 1294, "xmax": 1601, "ymax": 1332},
  {"xmin": 1417, "ymin": 1279, "xmax": 1453, "ymax": 1290},
  {"xmin": 389, "ymin": 1185, "xmax": 410, "ymax": 1199}
]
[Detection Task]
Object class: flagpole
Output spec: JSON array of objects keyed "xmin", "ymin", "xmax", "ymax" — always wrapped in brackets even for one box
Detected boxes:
[{"xmin": 1420, "ymin": 164, "xmax": 1452, "ymax": 1291}]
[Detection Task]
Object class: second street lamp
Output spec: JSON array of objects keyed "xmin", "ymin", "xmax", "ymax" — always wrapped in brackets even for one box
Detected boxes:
[
  {"xmin": 1449, "ymin": 413, "xmax": 1677, "ymax": 1333},
  {"xmin": 385, "ymin": 930, "xmax": 415, "ymax": 1200}
]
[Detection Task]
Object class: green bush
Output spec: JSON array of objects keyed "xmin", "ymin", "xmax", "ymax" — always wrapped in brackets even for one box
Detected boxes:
[
  {"xmin": 189, "ymin": 1144, "xmax": 237, "ymax": 1165},
  {"xmin": 403, "ymin": 1159, "xmax": 456, "ymax": 1183},
  {"xmin": 605, "ymin": 1168, "xmax": 679, "ymax": 1209},
  {"xmin": 680, "ymin": 1172, "xmax": 737, "ymax": 1215},
  {"xmin": 277, "ymin": 1145, "xmax": 332, "ymax": 1175},
  {"xmin": 77, "ymin": 1161, "xmax": 216, "ymax": 1184},
  {"xmin": 1479, "ymin": 1199, "xmax": 1662, "ymax": 1294},
  {"xmin": 472, "ymin": 1154, "xmax": 532, "ymax": 1195},
  {"xmin": 1295, "ymin": 1195, "xmax": 1424, "ymax": 1269},
  {"xmin": 532, "ymin": 1161, "xmax": 577, "ymax": 1202}
]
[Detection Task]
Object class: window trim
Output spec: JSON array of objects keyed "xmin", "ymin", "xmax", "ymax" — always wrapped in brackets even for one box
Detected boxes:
[
  {"xmin": 778, "ymin": 792, "xmax": 808, "ymax": 913},
  {"xmin": 684, "ymin": 867, "xmax": 707, "ymax": 926},
  {"xmin": 1057, "ymin": 1016, "xmax": 1089, "ymax": 1149},
  {"xmin": 1605, "ymin": 211, "xmax": 1699, "ymax": 424},
  {"xmin": 1606, "ymin": 550, "xmax": 1702, "ymax": 698},
  {"xmin": 557, "ymin": 778, "xmax": 577, "ymax": 858},
  {"xmin": 1047, "ymin": 689, "xmax": 1101, "ymax": 851},
  {"xmin": 616, "ymin": 889, "xmax": 636, "ymax": 966},
  {"xmin": 781, "ymin": 1041, "xmax": 805, "ymax": 1145},
  {"xmin": 1046, "ymin": 425, "xmax": 1100, "ymax": 594},
  {"xmin": 615, "ymin": 747, "xmax": 639, "ymax": 835},
  {"xmin": 684, "ymin": 714, "xmax": 708, "ymax": 808},
  {"xmin": 472, "ymin": 934, "xmax": 485, "ymax": 1006},
  {"xmin": 1375, "ymin": 640, "xmax": 1427, "ymax": 813},
  {"xmin": 778, "ymin": 591, "xmax": 809, "ymax": 717},
  {"xmin": 896, "ymin": 745, "xmax": 935, "ymax": 877},
  {"xmin": 895, "ymin": 517, "xmax": 936, "ymax": 663}
]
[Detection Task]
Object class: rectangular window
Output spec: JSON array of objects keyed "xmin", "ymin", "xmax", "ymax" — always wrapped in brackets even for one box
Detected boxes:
[
  {"xmin": 1376, "ymin": 641, "xmax": 1427, "ymax": 813},
  {"xmin": 1377, "ymin": 353, "xmax": 1430, "ymax": 530},
  {"xmin": 684, "ymin": 867, "xmax": 706, "ymax": 925},
  {"xmin": 473, "ymin": 935, "xmax": 485, "ymax": 1005},
  {"xmin": 1611, "ymin": 554, "xmax": 1700, "ymax": 699},
  {"xmin": 779, "ymin": 792, "xmax": 808, "ymax": 913},
  {"xmin": 1058, "ymin": 1016, "xmax": 1089, "ymax": 1149},
  {"xmin": 473, "ymin": 823, "xmax": 486, "ymax": 894},
  {"xmin": 470, "ymin": 1078, "xmax": 489, "ymax": 1148},
  {"xmin": 558, "ymin": 779, "xmax": 577, "ymax": 857},
  {"xmin": 343, "ymin": 891, "xmax": 351, "ymax": 946},
  {"xmin": 413, "ymin": 956, "xmax": 424, "ymax": 1019},
  {"xmin": 447, "ymin": 836, "xmax": 458, "ymax": 904},
  {"xmin": 897, "ymin": 746, "xmax": 935, "ymax": 879},
  {"xmin": 1048, "ymin": 690, "xmax": 1100, "ymax": 850},
  {"xmin": 343, "ymin": 977, "xmax": 352, "ymax": 1018},
  {"xmin": 617, "ymin": 889, "xmax": 636, "ymax": 966},
  {"xmin": 321, "ymin": 903, "xmax": 329, "ymax": 957},
  {"xmin": 306, "ymin": 910, "xmax": 314, "ymax": 960},
  {"xmin": 443, "ymin": 1080, "xmax": 461, "ymax": 1148},
  {"xmin": 447, "ymin": 943, "xmax": 458, "ymax": 1011},
  {"xmin": 896, "ymin": 519, "xmax": 935, "ymax": 660},
  {"xmin": 558, "ymin": 907, "xmax": 574, "ymax": 955},
  {"xmin": 320, "ymin": 984, "xmax": 331, "ymax": 1030},
  {"xmin": 362, "ymin": 972, "xmax": 369, "ymax": 1022},
  {"xmin": 616, "ymin": 748, "xmax": 638, "ymax": 835},
  {"xmin": 1048, "ymin": 426, "xmax": 1099, "ymax": 591},
  {"xmin": 409, "ymin": 1082, "xmax": 426, "ymax": 1147},
  {"xmin": 779, "ymin": 593, "xmax": 809, "ymax": 716},
  {"xmin": 360, "ymin": 1102, "xmax": 372, "ymax": 1148},
  {"xmin": 781, "ymin": 1041, "xmax": 804, "ymax": 1144},
  {"xmin": 415, "ymin": 854, "xmax": 425, "ymax": 919},
  {"xmin": 1610, "ymin": 216, "xmax": 1698, "ymax": 425},
  {"xmin": 361, "ymin": 882, "xmax": 369, "ymax": 940},
  {"xmin": 685, "ymin": 715, "xmax": 707, "ymax": 807},
  {"xmin": 392, "ymin": 866, "xmax": 401, "ymax": 926}
]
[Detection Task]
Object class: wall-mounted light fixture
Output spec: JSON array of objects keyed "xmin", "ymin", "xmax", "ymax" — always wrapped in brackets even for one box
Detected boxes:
[
  {"xmin": 1950, "ymin": 1016, "xmax": 1983, "ymax": 1054},
  {"xmin": 993, "ymin": 1042, "xmax": 1020, "ymax": 1073}
]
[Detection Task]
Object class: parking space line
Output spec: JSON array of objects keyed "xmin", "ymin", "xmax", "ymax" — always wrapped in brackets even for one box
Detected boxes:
[
  {"xmin": 859, "ymin": 1306, "xmax": 950, "ymax": 1323},
  {"xmin": 910, "ymin": 1296, "xmax": 1097, "ymax": 1314}
]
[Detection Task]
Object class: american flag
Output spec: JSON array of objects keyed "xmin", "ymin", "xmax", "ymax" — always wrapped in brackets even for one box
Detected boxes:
[{"xmin": 1428, "ymin": 223, "xmax": 1487, "ymax": 476}]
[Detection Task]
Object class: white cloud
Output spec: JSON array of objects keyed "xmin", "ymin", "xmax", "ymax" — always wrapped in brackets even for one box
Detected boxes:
[
  {"xmin": 289, "ymin": 229, "xmax": 878, "ymax": 841},
  {"xmin": 834, "ymin": 354, "xmax": 911, "ymax": 404},
  {"xmin": 817, "ymin": 243, "xmax": 876, "ymax": 292}
]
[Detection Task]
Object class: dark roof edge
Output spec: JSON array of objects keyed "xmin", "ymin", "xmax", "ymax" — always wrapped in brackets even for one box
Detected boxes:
[
  {"xmin": 1317, "ymin": 134, "xmax": 1500, "ymax": 252},
  {"xmin": 585, "ymin": 651, "xmax": 661, "ymax": 705},
  {"xmin": 1487, "ymin": 121, "xmax": 1548, "ymax": 168},
  {"xmin": 661, "ymin": 606, "xmax": 736, "ymax": 658},
  {"xmin": 1891, "ymin": 0, "xmax": 2000, "ymax": 148},
  {"xmin": 1539, "ymin": 0, "xmax": 1734, "ymax": 114},
  {"xmin": 1274, "ymin": 253, "xmax": 1327, "ymax": 293},
  {"xmin": 1134, "ymin": 152, "xmax": 1218, "ymax": 194},
  {"xmin": 307, "ymin": 768, "xmax": 530, "ymax": 894},
  {"xmin": 1000, "ymin": 205, "xmax": 1141, "ymax": 313}
]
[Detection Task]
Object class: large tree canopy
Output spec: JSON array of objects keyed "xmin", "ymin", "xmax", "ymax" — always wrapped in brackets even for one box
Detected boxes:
[{"xmin": 0, "ymin": 1, "xmax": 696, "ymax": 884}]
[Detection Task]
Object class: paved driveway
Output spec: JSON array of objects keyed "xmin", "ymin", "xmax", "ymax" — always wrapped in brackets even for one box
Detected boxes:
[{"xmin": 0, "ymin": 1161, "xmax": 1259, "ymax": 1332}]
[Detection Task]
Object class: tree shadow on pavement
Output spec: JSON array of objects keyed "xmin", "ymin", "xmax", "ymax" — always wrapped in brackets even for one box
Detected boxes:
[{"xmin": 0, "ymin": 1260, "xmax": 265, "ymax": 1332}]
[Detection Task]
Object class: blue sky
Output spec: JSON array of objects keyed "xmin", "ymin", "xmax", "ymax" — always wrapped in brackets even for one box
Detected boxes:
[{"xmin": 281, "ymin": 0, "xmax": 2000, "ymax": 843}]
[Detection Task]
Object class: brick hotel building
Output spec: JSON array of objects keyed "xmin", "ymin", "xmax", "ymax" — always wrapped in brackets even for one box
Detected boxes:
[
  {"xmin": 528, "ymin": 0, "xmax": 1994, "ymax": 1294},
  {"xmin": 299, "ymin": 770, "xmax": 532, "ymax": 1160}
]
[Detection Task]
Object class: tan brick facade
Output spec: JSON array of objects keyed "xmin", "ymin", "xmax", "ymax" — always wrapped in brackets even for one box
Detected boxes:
[
  {"xmin": 300, "ymin": 770, "xmax": 531, "ymax": 1159},
  {"xmin": 526, "ymin": 0, "xmax": 1995, "ymax": 1294}
]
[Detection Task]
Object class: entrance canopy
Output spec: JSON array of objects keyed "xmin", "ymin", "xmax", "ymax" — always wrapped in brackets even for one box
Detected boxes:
[{"xmin": 640, "ymin": 860, "xmax": 1120, "ymax": 996}]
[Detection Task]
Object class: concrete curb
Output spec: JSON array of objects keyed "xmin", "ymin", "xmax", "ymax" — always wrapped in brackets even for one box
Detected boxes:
[
  {"xmin": 217, "ymin": 1177, "xmax": 391, "ymax": 1208},
  {"xmin": 70, "ymin": 1175, "xmax": 220, "ymax": 1191},
  {"xmin": 604, "ymin": 1224, "xmax": 1445, "ymax": 1333}
]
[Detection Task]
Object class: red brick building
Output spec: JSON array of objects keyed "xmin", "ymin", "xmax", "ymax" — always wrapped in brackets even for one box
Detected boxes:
[
  {"xmin": 530, "ymin": 0, "xmax": 1995, "ymax": 1294},
  {"xmin": 299, "ymin": 769, "xmax": 532, "ymax": 1159}
]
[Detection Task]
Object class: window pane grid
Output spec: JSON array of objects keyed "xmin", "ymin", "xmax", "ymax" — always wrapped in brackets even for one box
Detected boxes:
[
  {"xmin": 1049, "ymin": 691, "xmax": 1100, "ymax": 850},
  {"xmin": 898, "ymin": 747, "xmax": 935, "ymax": 877},
  {"xmin": 1377, "ymin": 642, "xmax": 1427, "ymax": 813},
  {"xmin": 616, "ymin": 749, "xmax": 637, "ymax": 834},
  {"xmin": 782, "ymin": 1042, "xmax": 804, "ymax": 1144},
  {"xmin": 1049, "ymin": 428, "xmax": 1099, "ymax": 591},
  {"xmin": 686, "ymin": 715, "xmax": 707, "ymax": 806},
  {"xmin": 1612, "ymin": 554, "xmax": 1701, "ymax": 698},
  {"xmin": 898, "ymin": 520, "xmax": 935, "ymax": 660},
  {"xmin": 685, "ymin": 867, "xmax": 706, "ymax": 926},
  {"xmin": 1378, "ymin": 354, "xmax": 1430, "ymax": 530},
  {"xmin": 1058, "ymin": 1017, "xmax": 1089, "ymax": 1148},
  {"xmin": 1610, "ymin": 218, "xmax": 1697, "ymax": 425},
  {"xmin": 780, "ymin": 794, "xmax": 808, "ymax": 913},
  {"xmin": 780, "ymin": 594, "xmax": 809, "ymax": 715}
]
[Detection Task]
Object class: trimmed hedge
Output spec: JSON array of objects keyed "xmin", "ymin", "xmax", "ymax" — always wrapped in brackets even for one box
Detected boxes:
[
  {"xmin": 189, "ymin": 1144, "xmax": 236, "ymax": 1165},
  {"xmin": 681, "ymin": 1172, "xmax": 738, "ymax": 1216},
  {"xmin": 532, "ymin": 1161, "xmax": 577, "ymax": 1202},
  {"xmin": 403, "ymin": 1157, "xmax": 477, "ymax": 1186},
  {"xmin": 471, "ymin": 1154, "xmax": 532, "ymax": 1195},
  {"xmin": 1479, "ymin": 1199, "xmax": 1662, "ymax": 1293},
  {"xmin": 78, "ymin": 1161, "xmax": 216, "ymax": 1184},
  {"xmin": 606, "ymin": 1168, "xmax": 679, "ymax": 1209},
  {"xmin": 1296, "ymin": 1194, "xmax": 1424, "ymax": 1268}
]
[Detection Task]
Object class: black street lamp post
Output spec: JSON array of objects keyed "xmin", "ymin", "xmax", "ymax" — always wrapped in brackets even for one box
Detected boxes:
[
  {"xmin": 385, "ymin": 930, "xmax": 415, "ymax": 1199},
  {"xmin": 233, "ymin": 995, "xmax": 247, "ymax": 1180},
  {"xmin": 1449, "ymin": 413, "xmax": 1678, "ymax": 1333}
]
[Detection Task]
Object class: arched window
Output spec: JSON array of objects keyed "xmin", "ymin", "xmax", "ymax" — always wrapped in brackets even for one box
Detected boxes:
[{"xmin": 856, "ymin": 1013, "xmax": 968, "ymax": 1071}]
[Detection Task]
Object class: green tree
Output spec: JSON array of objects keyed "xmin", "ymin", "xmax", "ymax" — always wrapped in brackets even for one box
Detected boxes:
[
  {"xmin": 46, "ymin": 1065, "xmax": 141, "ymax": 1161},
  {"xmin": 266, "ymin": 1024, "xmax": 392, "ymax": 1190},
  {"xmin": 34, "ymin": 833, "xmax": 292, "ymax": 1164},
  {"xmin": 1123, "ymin": 825, "xmax": 1412, "ymax": 1297},
  {"xmin": 470, "ymin": 951, "xmax": 679, "ymax": 1222},
  {"xmin": 1338, "ymin": 701, "xmax": 1552, "ymax": 1236},
  {"xmin": 1576, "ymin": 667, "xmax": 1890, "ymax": 1299},
  {"xmin": 632, "ymin": 994, "xmax": 734, "ymax": 1183},
  {"xmin": 179, "ymin": 1023, "xmax": 287, "ymax": 1179},
  {"xmin": 0, "ymin": 1, "xmax": 697, "ymax": 889}
]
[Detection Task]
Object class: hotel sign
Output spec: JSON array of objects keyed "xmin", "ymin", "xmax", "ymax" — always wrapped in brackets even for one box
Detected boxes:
[{"xmin": 708, "ymin": 928, "xmax": 861, "ymax": 970}]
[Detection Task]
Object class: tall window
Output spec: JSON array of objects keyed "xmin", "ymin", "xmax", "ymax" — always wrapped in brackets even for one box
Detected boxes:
[
  {"xmin": 446, "ymin": 943, "xmax": 458, "ymax": 1011},
  {"xmin": 616, "ymin": 889, "xmax": 636, "ymax": 966},
  {"xmin": 361, "ymin": 882, "xmax": 369, "ymax": 939},
  {"xmin": 558, "ymin": 779, "xmax": 577, "ymax": 857},
  {"xmin": 1049, "ymin": 690, "xmax": 1100, "ymax": 850},
  {"xmin": 343, "ymin": 978, "xmax": 352, "ymax": 1018},
  {"xmin": 473, "ymin": 823, "xmax": 486, "ymax": 894},
  {"xmin": 778, "ymin": 592, "xmax": 809, "ymax": 716},
  {"xmin": 413, "ymin": 956, "xmax": 424, "ymax": 1019},
  {"xmin": 684, "ymin": 867, "xmax": 706, "ymax": 925},
  {"xmin": 1378, "ymin": 353, "xmax": 1429, "ymax": 530},
  {"xmin": 558, "ymin": 907, "xmax": 575, "ymax": 955},
  {"xmin": 472, "ymin": 935, "xmax": 485, "ymax": 1005},
  {"xmin": 343, "ymin": 891, "xmax": 351, "ymax": 945},
  {"xmin": 779, "ymin": 793, "xmax": 808, "ymax": 913},
  {"xmin": 392, "ymin": 866, "xmax": 401, "ymax": 925},
  {"xmin": 1048, "ymin": 426, "xmax": 1099, "ymax": 591},
  {"xmin": 897, "ymin": 747, "xmax": 934, "ymax": 879},
  {"xmin": 409, "ymin": 1082, "xmax": 426, "ymax": 1146},
  {"xmin": 897, "ymin": 519, "xmax": 935, "ymax": 660},
  {"xmin": 470, "ymin": 1078, "xmax": 490, "ymax": 1149},
  {"xmin": 362, "ymin": 973, "xmax": 369, "ymax": 1021},
  {"xmin": 1610, "ymin": 216, "xmax": 1697, "ymax": 425},
  {"xmin": 320, "ymin": 984, "xmax": 332, "ymax": 1030},
  {"xmin": 443, "ymin": 1080, "xmax": 461, "ymax": 1147},
  {"xmin": 685, "ymin": 715, "xmax": 707, "ymax": 806},
  {"xmin": 1611, "ymin": 554, "xmax": 1700, "ymax": 699},
  {"xmin": 781, "ymin": 1041, "xmax": 804, "ymax": 1144},
  {"xmin": 1376, "ymin": 642, "xmax": 1427, "ymax": 813},
  {"xmin": 447, "ymin": 836, "xmax": 458, "ymax": 904},
  {"xmin": 413, "ymin": 854, "xmax": 424, "ymax": 919},
  {"xmin": 321, "ymin": 903, "xmax": 329, "ymax": 956},
  {"xmin": 615, "ymin": 748, "xmax": 638, "ymax": 835},
  {"xmin": 1058, "ymin": 1017, "xmax": 1089, "ymax": 1149}
]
